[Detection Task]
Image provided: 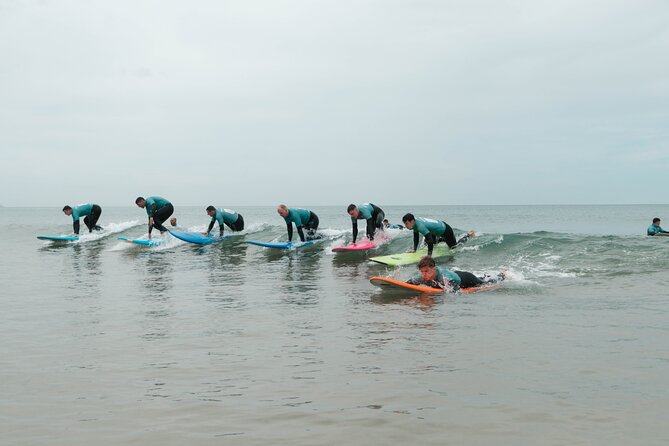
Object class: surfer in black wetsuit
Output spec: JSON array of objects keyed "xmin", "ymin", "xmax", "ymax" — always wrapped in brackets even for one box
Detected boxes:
[{"xmin": 135, "ymin": 196, "xmax": 174, "ymax": 239}]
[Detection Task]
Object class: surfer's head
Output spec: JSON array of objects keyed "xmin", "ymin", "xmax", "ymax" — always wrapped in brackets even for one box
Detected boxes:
[
  {"xmin": 653, "ymin": 217, "xmax": 661, "ymax": 224},
  {"xmin": 277, "ymin": 204, "xmax": 289, "ymax": 218},
  {"xmin": 418, "ymin": 256, "xmax": 437, "ymax": 281},
  {"xmin": 135, "ymin": 197, "xmax": 145, "ymax": 208},
  {"xmin": 62, "ymin": 205, "xmax": 72, "ymax": 216},
  {"xmin": 402, "ymin": 213, "xmax": 415, "ymax": 230},
  {"xmin": 206, "ymin": 205, "xmax": 216, "ymax": 217},
  {"xmin": 383, "ymin": 219, "xmax": 390, "ymax": 227},
  {"xmin": 170, "ymin": 217, "xmax": 177, "ymax": 227},
  {"xmin": 347, "ymin": 204, "xmax": 359, "ymax": 219}
]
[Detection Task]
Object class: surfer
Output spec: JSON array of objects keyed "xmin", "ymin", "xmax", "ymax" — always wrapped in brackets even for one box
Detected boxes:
[
  {"xmin": 135, "ymin": 196, "xmax": 174, "ymax": 239},
  {"xmin": 277, "ymin": 204, "xmax": 319, "ymax": 242},
  {"xmin": 383, "ymin": 219, "xmax": 404, "ymax": 230},
  {"xmin": 62, "ymin": 203, "xmax": 102, "ymax": 236},
  {"xmin": 347, "ymin": 203, "xmax": 385, "ymax": 243},
  {"xmin": 407, "ymin": 256, "xmax": 504, "ymax": 291},
  {"xmin": 204, "ymin": 206, "xmax": 245, "ymax": 236},
  {"xmin": 169, "ymin": 217, "xmax": 179, "ymax": 228},
  {"xmin": 402, "ymin": 213, "xmax": 474, "ymax": 256},
  {"xmin": 647, "ymin": 218, "xmax": 669, "ymax": 236}
]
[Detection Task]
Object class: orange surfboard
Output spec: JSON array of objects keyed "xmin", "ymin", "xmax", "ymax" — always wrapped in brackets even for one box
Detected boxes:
[{"xmin": 369, "ymin": 276, "xmax": 499, "ymax": 294}]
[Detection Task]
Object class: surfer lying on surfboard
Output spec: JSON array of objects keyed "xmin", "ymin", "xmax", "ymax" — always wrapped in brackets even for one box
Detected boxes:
[
  {"xmin": 407, "ymin": 256, "xmax": 505, "ymax": 291},
  {"xmin": 402, "ymin": 213, "xmax": 475, "ymax": 256}
]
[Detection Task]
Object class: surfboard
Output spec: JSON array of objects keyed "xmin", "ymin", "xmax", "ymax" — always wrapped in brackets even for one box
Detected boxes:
[
  {"xmin": 169, "ymin": 230, "xmax": 236, "ymax": 245},
  {"xmin": 369, "ymin": 276, "xmax": 499, "ymax": 294},
  {"xmin": 117, "ymin": 237, "xmax": 162, "ymax": 246},
  {"xmin": 369, "ymin": 245, "xmax": 452, "ymax": 266},
  {"xmin": 37, "ymin": 235, "xmax": 79, "ymax": 242},
  {"xmin": 332, "ymin": 241, "xmax": 376, "ymax": 252},
  {"xmin": 245, "ymin": 240, "xmax": 316, "ymax": 250}
]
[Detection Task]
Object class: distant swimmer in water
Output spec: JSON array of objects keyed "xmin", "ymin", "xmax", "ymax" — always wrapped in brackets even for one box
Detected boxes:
[
  {"xmin": 406, "ymin": 256, "xmax": 505, "ymax": 291},
  {"xmin": 169, "ymin": 217, "xmax": 179, "ymax": 228},
  {"xmin": 62, "ymin": 203, "xmax": 103, "ymax": 236},
  {"xmin": 204, "ymin": 206, "xmax": 245, "ymax": 237},
  {"xmin": 347, "ymin": 203, "xmax": 384, "ymax": 243},
  {"xmin": 277, "ymin": 204, "xmax": 319, "ymax": 242},
  {"xmin": 135, "ymin": 196, "xmax": 174, "ymax": 239},
  {"xmin": 647, "ymin": 217, "xmax": 669, "ymax": 236},
  {"xmin": 402, "ymin": 213, "xmax": 474, "ymax": 256},
  {"xmin": 383, "ymin": 218, "xmax": 404, "ymax": 230}
]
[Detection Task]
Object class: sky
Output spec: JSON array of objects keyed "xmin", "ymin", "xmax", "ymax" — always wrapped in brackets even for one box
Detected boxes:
[{"xmin": 1, "ymin": 0, "xmax": 668, "ymax": 206}]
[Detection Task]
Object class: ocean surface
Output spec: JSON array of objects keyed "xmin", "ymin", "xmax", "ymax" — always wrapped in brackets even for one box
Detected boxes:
[{"xmin": 2, "ymin": 204, "xmax": 669, "ymax": 445}]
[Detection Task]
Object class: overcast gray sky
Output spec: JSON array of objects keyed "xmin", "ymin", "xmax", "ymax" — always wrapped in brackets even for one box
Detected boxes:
[{"xmin": 1, "ymin": 0, "xmax": 668, "ymax": 206}]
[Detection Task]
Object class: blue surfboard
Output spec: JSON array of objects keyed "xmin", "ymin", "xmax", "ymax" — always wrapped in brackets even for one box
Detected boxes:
[
  {"xmin": 118, "ymin": 237, "xmax": 162, "ymax": 246},
  {"xmin": 169, "ymin": 230, "xmax": 237, "ymax": 245},
  {"xmin": 37, "ymin": 235, "xmax": 79, "ymax": 242},
  {"xmin": 245, "ymin": 240, "xmax": 316, "ymax": 250}
]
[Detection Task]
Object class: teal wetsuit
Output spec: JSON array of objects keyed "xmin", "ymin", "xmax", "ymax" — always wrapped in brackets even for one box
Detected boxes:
[
  {"xmin": 351, "ymin": 203, "xmax": 384, "ymax": 243},
  {"xmin": 69, "ymin": 203, "xmax": 102, "ymax": 234},
  {"xmin": 411, "ymin": 217, "xmax": 447, "ymax": 255},
  {"xmin": 283, "ymin": 208, "xmax": 318, "ymax": 242},
  {"xmin": 144, "ymin": 196, "xmax": 173, "ymax": 235},
  {"xmin": 408, "ymin": 266, "xmax": 461, "ymax": 288},
  {"xmin": 407, "ymin": 267, "xmax": 502, "ymax": 290},
  {"xmin": 647, "ymin": 224, "xmax": 669, "ymax": 236},
  {"xmin": 207, "ymin": 208, "xmax": 244, "ymax": 235}
]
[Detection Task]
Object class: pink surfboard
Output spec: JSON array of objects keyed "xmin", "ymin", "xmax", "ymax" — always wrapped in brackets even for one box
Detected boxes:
[{"xmin": 332, "ymin": 241, "xmax": 376, "ymax": 252}]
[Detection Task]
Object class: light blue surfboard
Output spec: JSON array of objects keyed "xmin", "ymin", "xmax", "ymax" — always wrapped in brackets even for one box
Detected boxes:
[
  {"xmin": 37, "ymin": 235, "xmax": 79, "ymax": 242},
  {"xmin": 245, "ymin": 240, "xmax": 316, "ymax": 250},
  {"xmin": 169, "ymin": 230, "xmax": 237, "ymax": 245},
  {"xmin": 118, "ymin": 237, "xmax": 162, "ymax": 246}
]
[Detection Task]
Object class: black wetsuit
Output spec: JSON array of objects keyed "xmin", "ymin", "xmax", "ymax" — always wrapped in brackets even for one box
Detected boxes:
[
  {"xmin": 73, "ymin": 204, "xmax": 102, "ymax": 234},
  {"xmin": 287, "ymin": 211, "xmax": 319, "ymax": 242}
]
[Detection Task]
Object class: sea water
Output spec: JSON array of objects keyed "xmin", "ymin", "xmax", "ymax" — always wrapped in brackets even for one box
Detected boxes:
[{"xmin": 1, "ymin": 205, "xmax": 668, "ymax": 445}]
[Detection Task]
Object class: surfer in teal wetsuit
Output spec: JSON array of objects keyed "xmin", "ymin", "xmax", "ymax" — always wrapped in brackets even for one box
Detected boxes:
[
  {"xmin": 204, "ymin": 206, "xmax": 245, "ymax": 236},
  {"xmin": 347, "ymin": 203, "xmax": 385, "ymax": 243},
  {"xmin": 647, "ymin": 218, "xmax": 669, "ymax": 236},
  {"xmin": 277, "ymin": 204, "xmax": 319, "ymax": 242},
  {"xmin": 402, "ymin": 213, "xmax": 475, "ymax": 256},
  {"xmin": 135, "ymin": 196, "xmax": 174, "ymax": 239},
  {"xmin": 62, "ymin": 203, "xmax": 103, "ymax": 236},
  {"xmin": 383, "ymin": 219, "xmax": 404, "ymax": 230},
  {"xmin": 406, "ymin": 256, "xmax": 504, "ymax": 291}
]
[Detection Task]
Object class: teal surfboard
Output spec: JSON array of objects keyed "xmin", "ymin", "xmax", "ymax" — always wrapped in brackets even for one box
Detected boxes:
[
  {"xmin": 369, "ymin": 245, "xmax": 453, "ymax": 266},
  {"xmin": 118, "ymin": 237, "xmax": 162, "ymax": 246},
  {"xmin": 245, "ymin": 240, "xmax": 316, "ymax": 250},
  {"xmin": 169, "ymin": 230, "xmax": 237, "ymax": 245},
  {"xmin": 37, "ymin": 235, "xmax": 79, "ymax": 242}
]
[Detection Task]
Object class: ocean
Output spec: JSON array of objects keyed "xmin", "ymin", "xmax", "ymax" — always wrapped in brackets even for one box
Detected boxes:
[{"xmin": 2, "ymin": 204, "xmax": 668, "ymax": 445}]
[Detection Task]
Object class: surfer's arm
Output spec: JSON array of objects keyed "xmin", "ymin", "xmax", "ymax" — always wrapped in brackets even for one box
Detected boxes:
[
  {"xmin": 296, "ymin": 226, "xmax": 306, "ymax": 242},
  {"xmin": 406, "ymin": 274, "xmax": 421, "ymax": 285},
  {"xmin": 286, "ymin": 223, "xmax": 294, "ymax": 242},
  {"xmin": 207, "ymin": 219, "xmax": 216, "ymax": 235},
  {"xmin": 351, "ymin": 219, "xmax": 358, "ymax": 243},
  {"xmin": 73, "ymin": 220, "xmax": 80, "ymax": 235},
  {"xmin": 413, "ymin": 231, "xmax": 420, "ymax": 251}
]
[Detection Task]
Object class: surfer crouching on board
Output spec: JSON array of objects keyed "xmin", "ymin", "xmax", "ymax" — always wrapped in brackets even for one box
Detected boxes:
[
  {"xmin": 62, "ymin": 203, "xmax": 103, "ymax": 236},
  {"xmin": 407, "ymin": 256, "xmax": 504, "ymax": 291},
  {"xmin": 204, "ymin": 206, "xmax": 245, "ymax": 237},
  {"xmin": 277, "ymin": 204, "xmax": 319, "ymax": 242},
  {"xmin": 647, "ymin": 217, "xmax": 669, "ymax": 236},
  {"xmin": 135, "ymin": 196, "xmax": 174, "ymax": 239},
  {"xmin": 402, "ymin": 213, "xmax": 475, "ymax": 256},
  {"xmin": 348, "ymin": 203, "xmax": 385, "ymax": 243}
]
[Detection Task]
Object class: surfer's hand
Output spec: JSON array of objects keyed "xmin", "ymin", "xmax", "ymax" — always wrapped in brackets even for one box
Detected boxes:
[
  {"xmin": 406, "ymin": 249, "xmax": 416, "ymax": 253},
  {"xmin": 149, "ymin": 217, "xmax": 154, "ymax": 226}
]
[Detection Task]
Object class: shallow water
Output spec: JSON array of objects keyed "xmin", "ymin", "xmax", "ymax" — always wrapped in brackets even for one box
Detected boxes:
[{"xmin": 2, "ymin": 205, "xmax": 669, "ymax": 445}]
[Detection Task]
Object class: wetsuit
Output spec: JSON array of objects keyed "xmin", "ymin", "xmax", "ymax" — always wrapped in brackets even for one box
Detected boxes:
[
  {"xmin": 144, "ymin": 196, "xmax": 173, "ymax": 235},
  {"xmin": 352, "ymin": 203, "xmax": 384, "ymax": 243},
  {"xmin": 207, "ymin": 208, "xmax": 244, "ymax": 236},
  {"xmin": 407, "ymin": 267, "xmax": 502, "ymax": 290},
  {"xmin": 647, "ymin": 224, "xmax": 669, "ymax": 236},
  {"xmin": 71, "ymin": 203, "xmax": 102, "ymax": 234},
  {"xmin": 411, "ymin": 217, "xmax": 470, "ymax": 256},
  {"xmin": 283, "ymin": 208, "xmax": 319, "ymax": 242}
]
